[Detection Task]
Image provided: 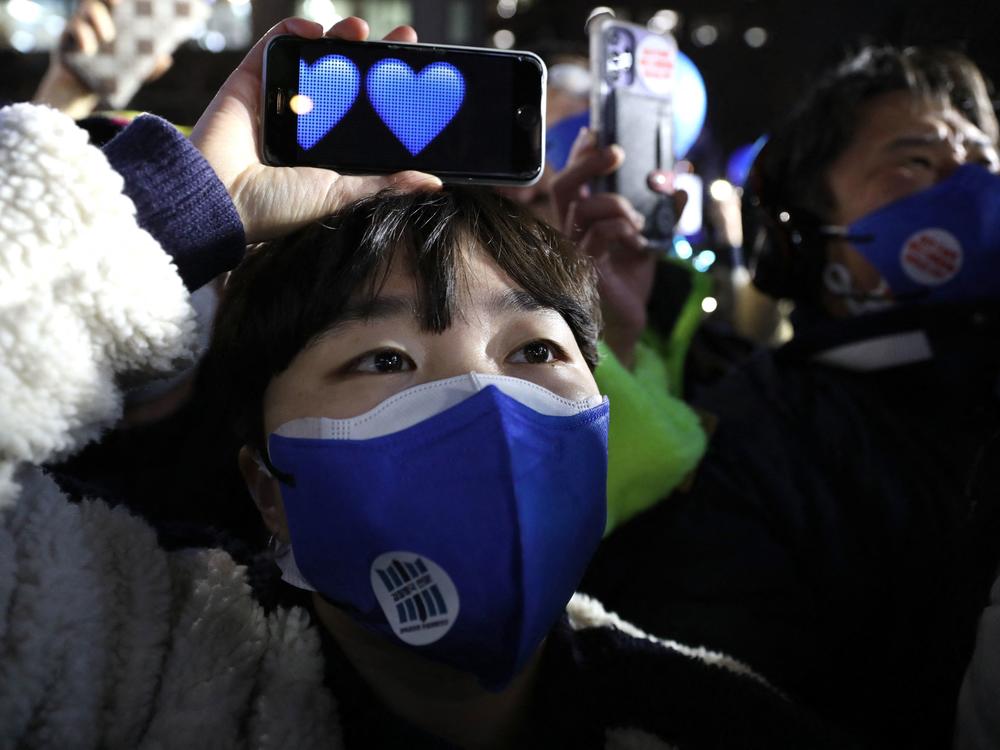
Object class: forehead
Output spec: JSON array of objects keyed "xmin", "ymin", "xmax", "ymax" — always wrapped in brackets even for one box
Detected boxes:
[
  {"xmin": 849, "ymin": 90, "xmax": 990, "ymax": 149},
  {"xmin": 376, "ymin": 240, "xmax": 521, "ymax": 302}
]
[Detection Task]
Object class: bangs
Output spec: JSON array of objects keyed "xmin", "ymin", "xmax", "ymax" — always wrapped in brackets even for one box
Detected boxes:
[{"xmin": 345, "ymin": 196, "xmax": 470, "ymax": 336}]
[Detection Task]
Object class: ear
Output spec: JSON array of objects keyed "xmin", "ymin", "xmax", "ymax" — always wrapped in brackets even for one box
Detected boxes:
[{"xmin": 238, "ymin": 445, "xmax": 291, "ymax": 544}]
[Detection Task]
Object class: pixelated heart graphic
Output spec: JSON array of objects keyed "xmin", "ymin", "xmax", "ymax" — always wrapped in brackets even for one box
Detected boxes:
[
  {"xmin": 366, "ymin": 59, "xmax": 465, "ymax": 155},
  {"xmin": 296, "ymin": 55, "xmax": 361, "ymax": 150}
]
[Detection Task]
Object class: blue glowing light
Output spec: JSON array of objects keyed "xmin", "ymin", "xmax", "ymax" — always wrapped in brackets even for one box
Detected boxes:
[
  {"xmin": 297, "ymin": 55, "xmax": 361, "ymax": 150},
  {"xmin": 726, "ymin": 136, "xmax": 767, "ymax": 187},
  {"xmin": 674, "ymin": 237, "xmax": 694, "ymax": 260},
  {"xmin": 367, "ymin": 59, "xmax": 465, "ymax": 155},
  {"xmin": 693, "ymin": 249, "xmax": 717, "ymax": 272},
  {"xmin": 675, "ymin": 51, "xmax": 707, "ymax": 159}
]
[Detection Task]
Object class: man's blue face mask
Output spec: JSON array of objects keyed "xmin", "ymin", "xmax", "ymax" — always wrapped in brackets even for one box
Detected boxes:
[
  {"xmin": 264, "ymin": 373, "xmax": 609, "ymax": 689},
  {"xmin": 831, "ymin": 164, "xmax": 1000, "ymax": 307}
]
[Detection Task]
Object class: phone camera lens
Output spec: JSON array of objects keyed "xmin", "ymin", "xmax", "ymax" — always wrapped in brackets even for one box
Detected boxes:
[{"xmin": 515, "ymin": 105, "xmax": 540, "ymax": 130}]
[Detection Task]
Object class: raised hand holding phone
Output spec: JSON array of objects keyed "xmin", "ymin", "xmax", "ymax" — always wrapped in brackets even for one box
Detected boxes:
[
  {"xmin": 189, "ymin": 17, "xmax": 441, "ymax": 244},
  {"xmin": 33, "ymin": 0, "xmax": 176, "ymax": 118},
  {"xmin": 589, "ymin": 15, "xmax": 679, "ymax": 248},
  {"xmin": 551, "ymin": 128, "xmax": 686, "ymax": 368},
  {"xmin": 260, "ymin": 35, "xmax": 546, "ymax": 184}
]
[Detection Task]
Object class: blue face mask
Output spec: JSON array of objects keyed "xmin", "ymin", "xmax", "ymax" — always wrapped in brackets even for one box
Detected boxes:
[
  {"xmin": 839, "ymin": 164, "xmax": 1000, "ymax": 307},
  {"xmin": 265, "ymin": 373, "xmax": 609, "ymax": 689}
]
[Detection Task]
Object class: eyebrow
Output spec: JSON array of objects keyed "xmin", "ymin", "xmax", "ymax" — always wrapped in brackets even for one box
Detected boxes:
[
  {"xmin": 885, "ymin": 129, "xmax": 995, "ymax": 153},
  {"xmin": 327, "ymin": 295, "xmax": 419, "ymax": 331},
  {"xmin": 885, "ymin": 133, "xmax": 949, "ymax": 151},
  {"xmin": 316, "ymin": 288, "xmax": 558, "ymax": 341},
  {"xmin": 485, "ymin": 289, "xmax": 555, "ymax": 317}
]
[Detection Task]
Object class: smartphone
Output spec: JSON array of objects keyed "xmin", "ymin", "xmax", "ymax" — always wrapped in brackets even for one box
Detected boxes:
[
  {"xmin": 589, "ymin": 16, "xmax": 677, "ymax": 245},
  {"xmin": 63, "ymin": 0, "xmax": 210, "ymax": 109},
  {"xmin": 261, "ymin": 36, "xmax": 546, "ymax": 186}
]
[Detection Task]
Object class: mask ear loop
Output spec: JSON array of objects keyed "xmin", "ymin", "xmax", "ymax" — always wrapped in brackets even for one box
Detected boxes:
[
  {"xmin": 251, "ymin": 456, "xmax": 279, "ymax": 554},
  {"xmin": 253, "ymin": 453, "xmax": 274, "ymax": 479},
  {"xmin": 253, "ymin": 454, "xmax": 316, "ymax": 591},
  {"xmin": 267, "ymin": 532, "xmax": 318, "ymax": 592},
  {"xmin": 819, "ymin": 224, "xmax": 875, "ymax": 244},
  {"xmin": 253, "ymin": 450, "xmax": 296, "ymax": 487}
]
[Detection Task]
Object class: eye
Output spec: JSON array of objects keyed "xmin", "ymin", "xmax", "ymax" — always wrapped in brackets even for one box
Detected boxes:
[
  {"xmin": 345, "ymin": 348, "xmax": 415, "ymax": 374},
  {"xmin": 906, "ymin": 155, "xmax": 933, "ymax": 169},
  {"xmin": 974, "ymin": 153, "xmax": 1000, "ymax": 172},
  {"xmin": 508, "ymin": 340, "xmax": 564, "ymax": 365}
]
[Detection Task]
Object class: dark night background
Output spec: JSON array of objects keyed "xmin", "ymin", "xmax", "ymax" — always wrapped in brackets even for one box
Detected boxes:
[{"xmin": 3, "ymin": 0, "xmax": 1000, "ymax": 158}]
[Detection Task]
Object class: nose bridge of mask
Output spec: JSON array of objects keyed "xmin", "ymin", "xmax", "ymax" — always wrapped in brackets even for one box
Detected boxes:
[{"xmin": 272, "ymin": 372, "xmax": 606, "ymax": 442}]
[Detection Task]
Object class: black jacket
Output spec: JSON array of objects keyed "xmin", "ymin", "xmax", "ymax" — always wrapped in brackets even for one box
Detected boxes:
[{"xmin": 583, "ymin": 304, "xmax": 1000, "ymax": 749}]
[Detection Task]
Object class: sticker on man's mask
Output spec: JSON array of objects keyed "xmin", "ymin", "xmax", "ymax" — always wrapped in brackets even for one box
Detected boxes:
[
  {"xmin": 900, "ymin": 228, "xmax": 963, "ymax": 286},
  {"xmin": 371, "ymin": 551, "xmax": 460, "ymax": 646}
]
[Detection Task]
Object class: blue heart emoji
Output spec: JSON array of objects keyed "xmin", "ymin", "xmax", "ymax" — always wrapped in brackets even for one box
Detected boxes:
[
  {"xmin": 366, "ymin": 59, "xmax": 465, "ymax": 156},
  {"xmin": 297, "ymin": 55, "xmax": 361, "ymax": 150}
]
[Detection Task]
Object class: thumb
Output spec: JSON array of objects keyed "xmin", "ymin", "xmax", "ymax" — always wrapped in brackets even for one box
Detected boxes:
[{"xmin": 318, "ymin": 170, "xmax": 443, "ymax": 216}]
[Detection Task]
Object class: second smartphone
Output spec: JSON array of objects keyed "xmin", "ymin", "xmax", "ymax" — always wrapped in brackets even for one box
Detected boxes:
[
  {"xmin": 262, "ymin": 36, "xmax": 546, "ymax": 185},
  {"xmin": 589, "ymin": 16, "xmax": 678, "ymax": 243}
]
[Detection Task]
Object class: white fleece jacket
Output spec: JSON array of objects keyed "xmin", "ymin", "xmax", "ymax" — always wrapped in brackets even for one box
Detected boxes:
[
  {"xmin": 955, "ymin": 569, "xmax": 1000, "ymax": 750},
  {"xmin": 0, "ymin": 103, "xmax": 340, "ymax": 750},
  {"xmin": 0, "ymin": 104, "xmax": 769, "ymax": 750}
]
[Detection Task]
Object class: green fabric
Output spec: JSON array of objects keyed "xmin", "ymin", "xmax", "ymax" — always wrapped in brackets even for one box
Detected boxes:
[
  {"xmin": 595, "ymin": 339, "xmax": 707, "ymax": 535},
  {"xmin": 655, "ymin": 259, "xmax": 714, "ymax": 397}
]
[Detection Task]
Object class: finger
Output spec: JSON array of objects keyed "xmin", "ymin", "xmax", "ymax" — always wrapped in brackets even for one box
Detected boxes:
[
  {"xmin": 579, "ymin": 217, "xmax": 649, "ymax": 258},
  {"xmin": 323, "ymin": 15, "xmax": 369, "ymax": 40},
  {"xmin": 238, "ymin": 17, "xmax": 325, "ymax": 80},
  {"xmin": 564, "ymin": 192, "xmax": 644, "ymax": 239},
  {"xmin": 551, "ymin": 141, "xmax": 624, "ymax": 226},
  {"xmin": 83, "ymin": 0, "xmax": 115, "ymax": 46},
  {"xmin": 382, "ymin": 25, "xmax": 418, "ymax": 43},
  {"xmin": 326, "ymin": 170, "xmax": 443, "ymax": 209},
  {"xmin": 68, "ymin": 17, "xmax": 99, "ymax": 55},
  {"xmin": 381, "ymin": 170, "xmax": 443, "ymax": 191},
  {"xmin": 647, "ymin": 169, "xmax": 673, "ymax": 193},
  {"xmin": 673, "ymin": 189, "xmax": 688, "ymax": 219},
  {"xmin": 566, "ymin": 126, "xmax": 595, "ymax": 166},
  {"xmin": 147, "ymin": 54, "xmax": 173, "ymax": 82}
]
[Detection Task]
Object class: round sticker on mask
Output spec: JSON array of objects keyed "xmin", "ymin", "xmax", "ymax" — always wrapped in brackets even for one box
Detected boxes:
[
  {"xmin": 371, "ymin": 551, "xmax": 460, "ymax": 646},
  {"xmin": 900, "ymin": 228, "xmax": 963, "ymax": 286},
  {"xmin": 635, "ymin": 35, "xmax": 676, "ymax": 96}
]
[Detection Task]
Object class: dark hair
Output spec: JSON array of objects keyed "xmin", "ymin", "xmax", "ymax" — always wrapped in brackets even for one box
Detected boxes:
[
  {"xmin": 760, "ymin": 44, "xmax": 998, "ymax": 222},
  {"xmin": 204, "ymin": 187, "xmax": 601, "ymax": 460}
]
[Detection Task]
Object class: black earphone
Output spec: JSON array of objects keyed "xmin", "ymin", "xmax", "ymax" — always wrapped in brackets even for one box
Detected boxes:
[{"xmin": 741, "ymin": 141, "xmax": 829, "ymax": 302}]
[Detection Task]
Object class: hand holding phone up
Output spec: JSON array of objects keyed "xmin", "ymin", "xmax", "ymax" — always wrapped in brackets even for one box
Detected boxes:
[
  {"xmin": 33, "ymin": 0, "xmax": 174, "ymax": 119},
  {"xmin": 551, "ymin": 129, "xmax": 685, "ymax": 369},
  {"xmin": 189, "ymin": 16, "xmax": 441, "ymax": 244}
]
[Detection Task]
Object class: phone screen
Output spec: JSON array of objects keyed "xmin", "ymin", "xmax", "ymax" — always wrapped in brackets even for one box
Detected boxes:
[{"xmin": 262, "ymin": 37, "xmax": 545, "ymax": 184}]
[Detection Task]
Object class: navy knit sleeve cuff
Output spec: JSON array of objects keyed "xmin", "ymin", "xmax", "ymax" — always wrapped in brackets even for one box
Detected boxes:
[{"xmin": 102, "ymin": 114, "xmax": 246, "ymax": 290}]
